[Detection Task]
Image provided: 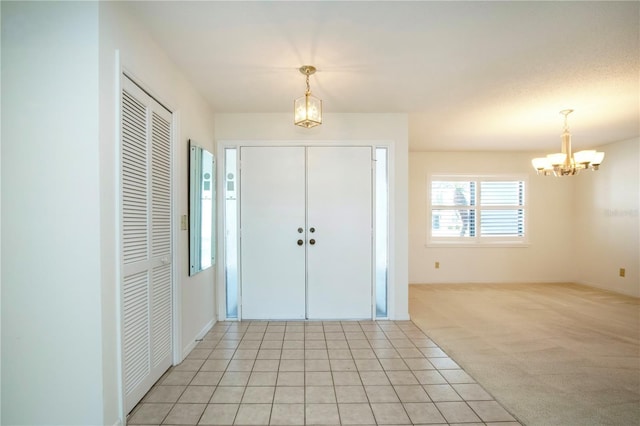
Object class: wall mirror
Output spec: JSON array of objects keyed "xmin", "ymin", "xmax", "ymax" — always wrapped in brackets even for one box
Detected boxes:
[{"xmin": 189, "ymin": 140, "xmax": 216, "ymax": 275}]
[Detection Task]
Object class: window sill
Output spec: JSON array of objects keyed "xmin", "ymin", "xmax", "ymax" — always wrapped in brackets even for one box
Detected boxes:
[{"xmin": 426, "ymin": 241, "xmax": 530, "ymax": 248}]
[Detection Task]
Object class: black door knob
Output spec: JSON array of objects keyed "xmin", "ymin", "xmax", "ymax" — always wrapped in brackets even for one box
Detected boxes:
[
  {"xmin": 297, "ymin": 239, "xmax": 304, "ymax": 246},
  {"xmin": 309, "ymin": 239, "xmax": 316, "ymax": 245},
  {"xmin": 310, "ymin": 227, "xmax": 316, "ymax": 233}
]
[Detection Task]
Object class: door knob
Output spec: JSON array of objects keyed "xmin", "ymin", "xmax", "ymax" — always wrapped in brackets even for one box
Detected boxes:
[
  {"xmin": 309, "ymin": 239, "xmax": 316, "ymax": 245},
  {"xmin": 298, "ymin": 227, "xmax": 304, "ymax": 233},
  {"xmin": 297, "ymin": 239, "xmax": 304, "ymax": 246},
  {"xmin": 310, "ymin": 227, "xmax": 316, "ymax": 233}
]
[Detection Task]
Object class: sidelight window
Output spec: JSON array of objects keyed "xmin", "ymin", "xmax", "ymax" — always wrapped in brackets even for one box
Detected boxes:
[
  {"xmin": 375, "ymin": 147, "xmax": 389, "ymax": 317},
  {"xmin": 224, "ymin": 148, "xmax": 239, "ymax": 318}
]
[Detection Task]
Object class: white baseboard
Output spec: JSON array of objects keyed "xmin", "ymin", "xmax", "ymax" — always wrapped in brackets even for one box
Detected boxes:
[
  {"xmin": 392, "ymin": 313, "xmax": 411, "ymax": 321},
  {"xmin": 112, "ymin": 419, "xmax": 123, "ymax": 426},
  {"xmin": 182, "ymin": 318, "xmax": 216, "ymax": 359},
  {"xmin": 409, "ymin": 281, "xmax": 568, "ymax": 285},
  {"xmin": 575, "ymin": 279, "xmax": 639, "ymax": 298}
]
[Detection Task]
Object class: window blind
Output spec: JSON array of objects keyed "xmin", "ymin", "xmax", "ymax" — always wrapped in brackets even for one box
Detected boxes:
[{"xmin": 429, "ymin": 176, "xmax": 526, "ymax": 243}]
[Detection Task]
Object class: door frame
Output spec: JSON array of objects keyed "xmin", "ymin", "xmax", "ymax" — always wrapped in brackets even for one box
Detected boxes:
[
  {"xmin": 115, "ymin": 60, "xmax": 182, "ymax": 420},
  {"xmin": 216, "ymin": 140, "xmax": 395, "ymax": 322}
]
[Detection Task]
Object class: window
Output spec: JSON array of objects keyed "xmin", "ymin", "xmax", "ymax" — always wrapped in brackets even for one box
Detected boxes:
[
  {"xmin": 375, "ymin": 147, "xmax": 388, "ymax": 318},
  {"xmin": 224, "ymin": 148, "xmax": 239, "ymax": 318},
  {"xmin": 429, "ymin": 175, "xmax": 527, "ymax": 245}
]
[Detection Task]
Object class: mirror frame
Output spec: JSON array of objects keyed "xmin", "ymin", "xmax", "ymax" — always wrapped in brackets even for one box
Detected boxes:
[{"xmin": 189, "ymin": 140, "xmax": 216, "ymax": 275}]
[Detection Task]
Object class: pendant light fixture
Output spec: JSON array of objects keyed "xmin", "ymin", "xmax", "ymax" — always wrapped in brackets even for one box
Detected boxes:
[
  {"xmin": 294, "ymin": 65, "xmax": 322, "ymax": 128},
  {"xmin": 531, "ymin": 109, "xmax": 605, "ymax": 176}
]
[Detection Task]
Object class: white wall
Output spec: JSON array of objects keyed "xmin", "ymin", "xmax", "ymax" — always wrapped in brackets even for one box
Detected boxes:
[
  {"xmin": 99, "ymin": 2, "xmax": 217, "ymax": 423},
  {"xmin": 409, "ymin": 151, "xmax": 575, "ymax": 283},
  {"xmin": 215, "ymin": 113, "xmax": 410, "ymax": 320},
  {"xmin": 1, "ymin": 2, "xmax": 104, "ymax": 424},
  {"xmin": 0, "ymin": 1, "xmax": 217, "ymax": 424},
  {"xmin": 409, "ymin": 143, "xmax": 639, "ymax": 296},
  {"xmin": 575, "ymin": 138, "xmax": 639, "ymax": 297}
]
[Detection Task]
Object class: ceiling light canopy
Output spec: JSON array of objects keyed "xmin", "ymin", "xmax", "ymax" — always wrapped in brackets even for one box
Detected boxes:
[
  {"xmin": 294, "ymin": 65, "xmax": 322, "ymax": 128},
  {"xmin": 531, "ymin": 109, "xmax": 605, "ymax": 177}
]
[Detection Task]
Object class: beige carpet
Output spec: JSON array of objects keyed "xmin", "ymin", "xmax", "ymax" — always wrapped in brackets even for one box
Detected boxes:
[{"xmin": 409, "ymin": 283, "xmax": 640, "ymax": 426}]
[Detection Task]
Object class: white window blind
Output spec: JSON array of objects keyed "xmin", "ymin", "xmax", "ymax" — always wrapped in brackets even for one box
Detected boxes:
[{"xmin": 429, "ymin": 176, "xmax": 526, "ymax": 244}]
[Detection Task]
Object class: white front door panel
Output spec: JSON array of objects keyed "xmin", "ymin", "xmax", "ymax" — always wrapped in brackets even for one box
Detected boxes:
[
  {"xmin": 306, "ymin": 147, "xmax": 373, "ymax": 319},
  {"xmin": 240, "ymin": 147, "xmax": 306, "ymax": 319}
]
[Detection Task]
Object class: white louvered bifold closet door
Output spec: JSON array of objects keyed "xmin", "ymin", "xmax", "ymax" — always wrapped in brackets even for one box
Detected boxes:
[{"xmin": 121, "ymin": 76, "xmax": 173, "ymax": 413}]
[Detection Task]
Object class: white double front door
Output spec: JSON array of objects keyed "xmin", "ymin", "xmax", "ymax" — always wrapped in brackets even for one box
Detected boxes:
[{"xmin": 240, "ymin": 146, "xmax": 373, "ymax": 320}]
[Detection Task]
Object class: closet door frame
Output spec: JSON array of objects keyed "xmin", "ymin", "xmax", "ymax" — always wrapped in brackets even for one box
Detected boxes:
[
  {"xmin": 115, "ymin": 66, "xmax": 181, "ymax": 418},
  {"xmin": 216, "ymin": 140, "xmax": 394, "ymax": 322}
]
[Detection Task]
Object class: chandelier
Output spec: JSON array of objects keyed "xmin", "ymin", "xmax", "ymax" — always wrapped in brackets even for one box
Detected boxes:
[
  {"xmin": 294, "ymin": 65, "xmax": 322, "ymax": 128},
  {"xmin": 531, "ymin": 109, "xmax": 605, "ymax": 176}
]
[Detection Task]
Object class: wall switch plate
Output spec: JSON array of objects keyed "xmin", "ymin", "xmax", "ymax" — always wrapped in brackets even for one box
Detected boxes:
[
  {"xmin": 435, "ymin": 261, "xmax": 440, "ymax": 269},
  {"xmin": 619, "ymin": 268, "xmax": 625, "ymax": 278},
  {"xmin": 181, "ymin": 215, "xmax": 188, "ymax": 231}
]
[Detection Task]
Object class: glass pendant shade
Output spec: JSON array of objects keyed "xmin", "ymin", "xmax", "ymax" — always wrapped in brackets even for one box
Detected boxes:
[
  {"xmin": 294, "ymin": 65, "xmax": 322, "ymax": 128},
  {"xmin": 547, "ymin": 153, "xmax": 567, "ymax": 166},
  {"xmin": 573, "ymin": 150, "xmax": 596, "ymax": 165},
  {"xmin": 531, "ymin": 157, "xmax": 551, "ymax": 171},
  {"xmin": 294, "ymin": 93, "xmax": 322, "ymax": 128},
  {"xmin": 591, "ymin": 151, "xmax": 605, "ymax": 165}
]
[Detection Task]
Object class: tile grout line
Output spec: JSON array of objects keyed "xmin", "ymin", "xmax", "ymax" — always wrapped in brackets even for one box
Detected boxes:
[{"xmin": 130, "ymin": 320, "xmax": 520, "ymax": 425}]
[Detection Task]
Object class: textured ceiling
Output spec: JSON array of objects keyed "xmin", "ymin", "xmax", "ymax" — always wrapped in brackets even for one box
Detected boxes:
[{"xmin": 125, "ymin": 1, "xmax": 639, "ymax": 151}]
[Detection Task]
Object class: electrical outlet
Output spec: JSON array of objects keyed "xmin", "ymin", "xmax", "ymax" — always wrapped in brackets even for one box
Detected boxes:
[
  {"xmin": 619, "ymin": 268, "xmax": 625, "ymax": 278},
  {"xmin": 435, "ymin": 261, "xmax": 440, "ymax": 269},
  {"xmin": 181, "ymin": 215, "xmax": 188, "ymax": 231}
]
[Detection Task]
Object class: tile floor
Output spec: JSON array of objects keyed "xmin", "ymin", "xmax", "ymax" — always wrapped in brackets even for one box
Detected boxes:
[{"xmin": 128, "ymin": 321, "xmax": 520, "ymax": 425}]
